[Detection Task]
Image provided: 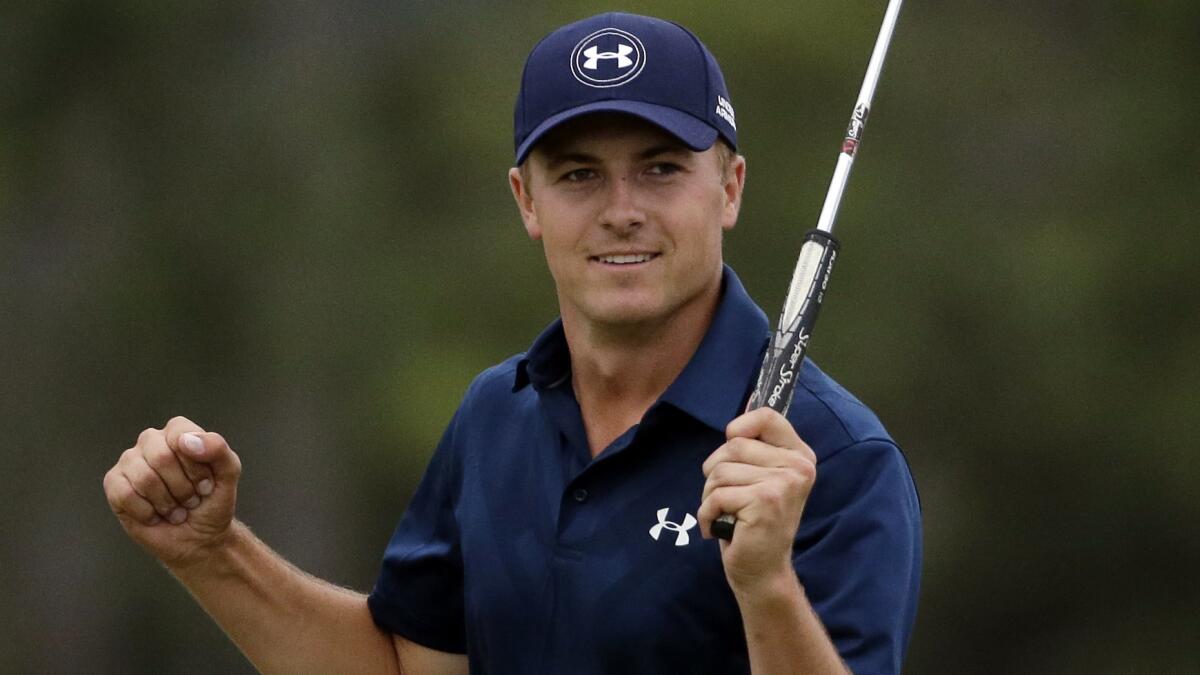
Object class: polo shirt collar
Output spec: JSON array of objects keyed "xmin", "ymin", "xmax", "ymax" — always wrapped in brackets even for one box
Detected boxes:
[
  {"xmin": 514, "ymin": 265, "xmax": 770, "ymax": 431},
  {"xmin": 514, "ymin": 320, "xmax": 571, "ymax": 392},
  {"xmin": 659, "ymin": 266, "xmax": 769, "ymax": 431}
]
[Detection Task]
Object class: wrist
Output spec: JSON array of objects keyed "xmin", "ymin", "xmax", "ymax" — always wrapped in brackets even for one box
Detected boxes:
[
  {"xmin": 729, "ymin": 562, "xmax": 804, "ymax": 609},
  {"xmin": 165, "ymin": 519, "xmax": 249, "ymax": 581}
]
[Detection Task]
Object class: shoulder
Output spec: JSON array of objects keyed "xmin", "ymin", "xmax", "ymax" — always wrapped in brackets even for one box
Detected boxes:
[
  {"xmin": 461, "ymin": 353, "xmax": 526, "ymax": 402},
  {"xmin": 786, "ymin": 358, "xmax": 896, "ymax": 462},
  {"xmin": 450, "ymin": 353, "xmax": 538, "ymax": 429}
]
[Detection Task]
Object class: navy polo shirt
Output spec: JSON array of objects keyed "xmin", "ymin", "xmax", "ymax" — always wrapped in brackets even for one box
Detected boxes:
[{"xmin": 368, "ymin": 267, "xmax": 921, "ymax": 674}]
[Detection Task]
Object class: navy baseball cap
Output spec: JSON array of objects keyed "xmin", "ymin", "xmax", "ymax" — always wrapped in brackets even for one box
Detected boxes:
[{"xmin": 514, "ymin": 13, "xmax": 738, "ymax": 165}]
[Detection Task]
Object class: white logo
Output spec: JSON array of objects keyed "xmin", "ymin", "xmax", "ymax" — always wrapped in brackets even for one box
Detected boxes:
[
  {"xmin": 571, "ymin": 28, "xmax": 646, "ymax": 88},
  {"xmin": 649, "ymin": 508, "xmax": 697, "ymax": 546},
  {"xmin": 582, "ymin": 44, "xmax": 633, "ymax": 69},
  {"xmin": 716, "ymin": 95, "xmax": 737, "ymax": 130}
]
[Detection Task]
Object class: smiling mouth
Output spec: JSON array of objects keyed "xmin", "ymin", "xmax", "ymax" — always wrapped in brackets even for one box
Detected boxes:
[{"xmin": 592, "ymin": 253, "xmax": 660, "ymax": 265}]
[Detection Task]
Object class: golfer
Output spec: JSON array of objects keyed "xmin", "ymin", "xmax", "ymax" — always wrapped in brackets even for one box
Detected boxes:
[{"xmin": 103, "ymin": 13, "xmax": 920, "ymax": 674}]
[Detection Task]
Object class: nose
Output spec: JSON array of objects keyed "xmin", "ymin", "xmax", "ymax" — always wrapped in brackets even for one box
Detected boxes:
[{"xmin": 598, "ymin": 175, "xmax": 644, "ymax": 234}]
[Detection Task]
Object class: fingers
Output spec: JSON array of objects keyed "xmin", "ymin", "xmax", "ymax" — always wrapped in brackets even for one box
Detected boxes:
[
  {"xmin": 701, "ymin": 460, "xmax": 774, "ymax": 501},
  {"xmin": 702, "ymin": 435, "xmax": 812, "ymax": 477},
  {"xmin": 122, "ymin": 445, "xmax": 195, "ymax": 524},
  {"xmin": 725, "ymin": 407, "xmax": 814, "ymax": 460},
  {"xmin": 141, "ymin": 433, "xmax": 201, "ymax": 509},
  {"xmin": 697, "ymin": 465, "xmax": 813, "ymax": 540},
  {"xmin": 103, "ymin": 468, "xmax": 161, "ymax": 526},
  {"xmin": 103, "ymin": 417, "xmax": 239, "ymax": 532},
  {"xmin": 171, "ymin": 430, "xmax": 241, "ymax": 485},
  {"xmin": 161, "ymin": 417, "xmax": 216, "ymax": 492},
  {"xmin": 699, "ymin": 418, "xmax": 818, "ymax": 542},
  {"xmin": 696, "ymin": 484, "xmax": 754, "ymax": 538}
]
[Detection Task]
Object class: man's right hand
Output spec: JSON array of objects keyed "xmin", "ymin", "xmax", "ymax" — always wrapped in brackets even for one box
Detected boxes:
[{"xmin": 103, "ymin": 416, "xmax": 242, "ymax": 570}]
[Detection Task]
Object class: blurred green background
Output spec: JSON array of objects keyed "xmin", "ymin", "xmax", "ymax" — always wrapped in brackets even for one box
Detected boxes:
[{"xmin": 2, "ymin": 1, "xmax": 1197, "ymax": 673}]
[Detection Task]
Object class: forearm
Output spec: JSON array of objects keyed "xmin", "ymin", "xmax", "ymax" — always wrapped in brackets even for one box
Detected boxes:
[
  {"xmin": 168, "ymin": 520, "xmax": 400, "ymax": 675},
  {"xmin": 737, "ymin": 571, "xmax": 849, "ymax": 675}
]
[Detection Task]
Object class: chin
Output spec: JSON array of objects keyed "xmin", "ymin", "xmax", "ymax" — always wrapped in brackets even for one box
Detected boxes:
[
  {"xmin": 592, "ymin": 306, "xmax": 664, "ymax": 327},
  {"xmin": 581, "ymin": 295, "xmax": 668, "ymax": 326}
]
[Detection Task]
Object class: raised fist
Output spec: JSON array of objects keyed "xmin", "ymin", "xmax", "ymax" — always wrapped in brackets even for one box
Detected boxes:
[{"xmin": 102, "ymin": 416, "xmax": 242, "ymax": 569}]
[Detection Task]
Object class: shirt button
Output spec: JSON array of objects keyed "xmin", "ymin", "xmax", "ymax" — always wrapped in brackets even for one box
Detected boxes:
[{"xmin": 572, "ymin": 488, "xmax": 589, "ymax": 503}]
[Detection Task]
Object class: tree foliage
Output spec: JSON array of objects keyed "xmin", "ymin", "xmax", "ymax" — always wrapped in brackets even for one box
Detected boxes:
[{"xmin": 1, "ymin": 2, "xmax": 1196, "ymax": 672}]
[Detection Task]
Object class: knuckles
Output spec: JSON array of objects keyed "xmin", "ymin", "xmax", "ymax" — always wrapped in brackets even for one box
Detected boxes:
[
  {"xmin": 708, "ymin": 462, "xmax": 730, "ymax": 485},
  {"xmin": 142, "ymin": 443, "xmax": 175, "ymax": 469},
  {"xmin": 166, "ymin": 415, "xmax": 194, "ymax": 429},
  {"xmin": 125, "ymin": 464, "xmax": 159, "ymax": 495},
  {"xmin": 781, "ymin": 452, "xmax": 816, "ymax": 481},
  {"xmin": 102, "ymin": 469, "xmax": 123, "ymax": 500},
  {"xmin": 723, "ymin": 436, "xmax": 754, "ymax": 459},
  {"xmin": 118, "ymin": 446, "xmax": 141, "ymax": 467},
  {"xmin": 104, "ymin": 461, "xmax": 140, "ymax": 514},
  {"xmin": 757, "ymin": 481, "xmax": 789, "ymax": 511}
]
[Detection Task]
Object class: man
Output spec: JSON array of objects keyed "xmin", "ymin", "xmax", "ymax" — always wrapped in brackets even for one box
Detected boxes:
[{"xmin": 103, "ymin": 12, "xmax": 920, "ymax": 674}]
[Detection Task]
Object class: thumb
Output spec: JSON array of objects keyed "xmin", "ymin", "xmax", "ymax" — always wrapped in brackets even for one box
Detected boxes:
[{"xmin": 180, "ymin": 431, "xmax": 242, "ymax": 483}]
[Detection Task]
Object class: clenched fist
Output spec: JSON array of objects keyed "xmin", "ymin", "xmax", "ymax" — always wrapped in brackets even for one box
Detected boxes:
[{"xmin": 102, "ymin": 416, "xmax": 242, "ymax": 570}]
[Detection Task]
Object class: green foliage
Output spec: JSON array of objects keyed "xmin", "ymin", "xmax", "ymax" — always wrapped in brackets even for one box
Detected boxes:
[{"xmin": 1, "ymin": 2, "xmax": 1197, "ymax": 672}]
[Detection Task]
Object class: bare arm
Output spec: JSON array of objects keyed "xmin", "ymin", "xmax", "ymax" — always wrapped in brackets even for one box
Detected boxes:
[
  {"xmin": 698, "ymin": 408, "xmax": 849, "ymax": 674},
  {"xmin": 170, "ymin": 520, "xmax": 468, "ymax": 674},
  {"xmin": 733, "ymin": 569, "xmax": 849, "ymax": 675},
  {"xmin": 103, "ymin": 416, "xmax": 468, "ymax": 675}
]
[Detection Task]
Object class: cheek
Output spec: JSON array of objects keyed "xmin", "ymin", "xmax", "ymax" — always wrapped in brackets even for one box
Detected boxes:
[{"xmin": 537, "ymin": 225, "xmax": 582, "ymax": 282}]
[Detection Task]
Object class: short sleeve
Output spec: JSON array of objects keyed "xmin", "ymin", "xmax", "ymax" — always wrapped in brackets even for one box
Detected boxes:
[
  {"xmin": 795, "ymin": 439, "xmax": 922, "ymax": 675},
  {"xmin": 367, "ymin": 408, "xmax": 468, "ymax": 654}
]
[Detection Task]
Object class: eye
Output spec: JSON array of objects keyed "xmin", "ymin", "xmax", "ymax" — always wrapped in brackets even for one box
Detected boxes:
[
  {"xmin": 561, "ymin": 168, "xmax": 596, "ymax": 183},
  {"xmin": 647, "ymin": 162, "xmax": 682, "ymax": 176}
]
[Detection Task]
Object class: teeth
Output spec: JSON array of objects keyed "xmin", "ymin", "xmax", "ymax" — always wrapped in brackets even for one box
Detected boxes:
[{"xmin": 598, "ymin": 253, "xmax": 654, "ymax": 264}]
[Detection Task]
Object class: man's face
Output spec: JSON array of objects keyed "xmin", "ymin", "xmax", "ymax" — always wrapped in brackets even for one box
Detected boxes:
[{"xmin": 509, "ymin": 114, "xmax": 745, "ymax": 331}]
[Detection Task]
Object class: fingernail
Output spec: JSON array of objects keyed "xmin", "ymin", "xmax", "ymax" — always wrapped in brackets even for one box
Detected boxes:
[
  {"xmin": 169, "ymin": 507, "xmax": 187, "ymax": 524},
  {"xmin": 197, "ymin": 479, "xmax": 213, "ymax": 496},
  {"xmin": 183, "ymin": 433, "xmax": 203, "ymax": 454},
  {"xmin": 184, "ymin": 496, "xmax": 201, "ymax": 509},
  {"xmin": 147, "ymin": 515, "xmax": 162, "ymax": 525}
]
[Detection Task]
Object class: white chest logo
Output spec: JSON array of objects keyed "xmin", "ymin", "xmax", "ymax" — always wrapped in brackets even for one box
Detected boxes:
[
  {"xmin": 649, "ymin": 508, "xmax": 697, "ymax": 546},
  {"xmin": 570, "ymin": 28, "xmax": 646, "ymax": 88}
]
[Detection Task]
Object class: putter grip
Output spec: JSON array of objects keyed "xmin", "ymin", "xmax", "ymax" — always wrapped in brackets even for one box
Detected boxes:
[{"xmin": 712, "ymin": 229, "xmax": 839, "ymax": 541}]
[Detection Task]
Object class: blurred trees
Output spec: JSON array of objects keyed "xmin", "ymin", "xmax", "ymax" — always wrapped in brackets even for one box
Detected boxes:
[{"xmin": 1, "ymin": 1, "xmax": 1196, "ymax": 672}]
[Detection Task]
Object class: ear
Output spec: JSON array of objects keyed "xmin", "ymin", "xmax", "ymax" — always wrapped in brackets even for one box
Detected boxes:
[
  {"xmin": 509, "ymin": 166, "xmax": 542, "ymax": 240},
  {"xmin": 721, "ymin": 154, "xmax": 746, "ymax": 232}
]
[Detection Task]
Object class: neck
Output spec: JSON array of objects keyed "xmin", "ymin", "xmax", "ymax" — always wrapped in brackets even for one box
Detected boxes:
[{"xmin": 561, "ymin": 271, "xmax": 724, "ymax": 455}]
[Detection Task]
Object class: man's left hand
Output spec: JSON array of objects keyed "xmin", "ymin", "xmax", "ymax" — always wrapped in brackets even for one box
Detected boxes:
[{"xmin": 698, "ymin": 407, "xmax": 816, "ymax": 594}]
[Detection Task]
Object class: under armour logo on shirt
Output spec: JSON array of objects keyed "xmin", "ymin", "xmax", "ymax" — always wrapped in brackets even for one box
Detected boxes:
[
  {"xmin": 649, "ymin": 508, "xmax": 697, "ymax": 546},
  {"xmin": 582, "ymin": 44, "xmax": 633, "ymax": 69}
]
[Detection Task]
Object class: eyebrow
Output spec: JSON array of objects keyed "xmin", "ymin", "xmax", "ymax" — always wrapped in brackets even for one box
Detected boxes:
[{"xmin": 542, "ymin": 143, "xmax": 691, "ymax": 172}]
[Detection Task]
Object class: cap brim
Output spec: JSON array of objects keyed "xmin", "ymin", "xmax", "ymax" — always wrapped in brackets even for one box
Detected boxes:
[{"xmin": 515, "ymin": 100, "xmax": 719, "ymax": 165}]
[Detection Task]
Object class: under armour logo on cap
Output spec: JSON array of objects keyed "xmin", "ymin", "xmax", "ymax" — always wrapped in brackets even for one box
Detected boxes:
[
  {"xmin": 649, "ymin": 508, "xmax": 697, "ymax": 547},
  {"xmin": 570, "ymin": 28, "xmax": 646, "ymax": 88},
  {"xmin": 582, "ymin": 44, "xmax": 633, "ymax": 70}
]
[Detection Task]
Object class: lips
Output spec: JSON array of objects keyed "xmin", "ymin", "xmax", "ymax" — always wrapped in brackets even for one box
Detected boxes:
[{"xmin": 591, "ymin": 252, "xmax": 661, "ymax": 265}]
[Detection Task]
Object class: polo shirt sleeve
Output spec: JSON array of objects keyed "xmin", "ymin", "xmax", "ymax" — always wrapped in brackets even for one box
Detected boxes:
[
  {"xmin": 796, "ymin": 438, "xmax": 922, "ymax": 675},
  {"xmin": 367, "ymin": 407, "xmax": 467, "ymax": 654}
]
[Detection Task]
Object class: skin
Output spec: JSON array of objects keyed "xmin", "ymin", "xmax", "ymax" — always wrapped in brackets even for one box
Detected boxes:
[
  {"xmin": 509, "ymin": 114, "xmax": 744, "ymax": 453},
  {"xmin": 103, "ymin": 419, "xmax": 464, "ymax": 674},
  {"xmin": 102, "ymin": 113, "xmax": 847, "ymax": 673}
]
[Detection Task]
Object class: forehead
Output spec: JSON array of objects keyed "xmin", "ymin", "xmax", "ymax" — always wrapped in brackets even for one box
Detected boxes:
[{"xmin": 531, "ymin": 113, "xmax": 689, "ymax": 160}]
